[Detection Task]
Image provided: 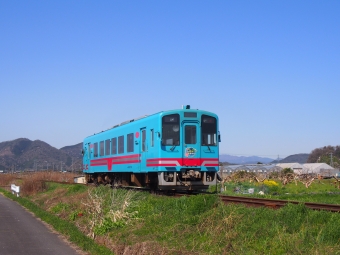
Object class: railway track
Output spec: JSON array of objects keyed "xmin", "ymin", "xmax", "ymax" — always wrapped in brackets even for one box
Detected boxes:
[
  {"xmin": 172, "ymin": 193, "xmax": 340, "ymax": 212},
  {"xmin": 220, "ymin": 195, "xmax": 340, "ymax": 212}
]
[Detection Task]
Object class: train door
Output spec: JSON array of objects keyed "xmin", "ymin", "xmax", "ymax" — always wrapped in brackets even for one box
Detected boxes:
[
  {"xmin": 182, "ymin": 123, "xmax": 201, "ymax": 166},
  {"xmin": 139, "ymin": 128, "xmax": 147, "ymax": 171},
  {"xmin": 82, "ymin": 142, "xmax": 91, "ymax": 172}
]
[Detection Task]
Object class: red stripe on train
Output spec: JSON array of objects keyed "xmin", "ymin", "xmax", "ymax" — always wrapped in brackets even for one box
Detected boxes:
[
  {"xmin": 90, "ymin": 154, "xmax": 141, "ymax": 170},
  {"xmin": 146, "ymin": 158, "xmax": 219, "ymax": 167},
  {"xmin": 90, "ymin": 156, "xmax": 218, "ymax": 170}
]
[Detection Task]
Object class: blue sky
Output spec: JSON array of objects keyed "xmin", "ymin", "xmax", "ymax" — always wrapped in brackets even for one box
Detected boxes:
[{"xmin": 1, "ymin": 1, "xmax": 339, "ymax": 159}]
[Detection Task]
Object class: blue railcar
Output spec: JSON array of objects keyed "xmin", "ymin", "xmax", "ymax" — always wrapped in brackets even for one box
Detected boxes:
[{"xmin": 82, "ymin": 105, "xmax": 220, "ymax": 191}]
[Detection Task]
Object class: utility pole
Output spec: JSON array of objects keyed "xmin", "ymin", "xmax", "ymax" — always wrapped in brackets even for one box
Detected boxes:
[{"xmin": 330, "ymin": 153, "xmax": 334, "ymax": 167}]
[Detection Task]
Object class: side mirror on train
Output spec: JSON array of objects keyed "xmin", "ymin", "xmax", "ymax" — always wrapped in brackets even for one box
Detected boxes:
[
  {"xmin": 81, "ymin": 149, "xmax": 84, "ymax": 155},
  {"xmin": 218, "ymin": 132, "xmax": 221, "ymax": 142}
]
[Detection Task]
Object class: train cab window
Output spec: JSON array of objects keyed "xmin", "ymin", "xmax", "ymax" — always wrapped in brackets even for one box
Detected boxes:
[
  {"xmin": 127, "ymin": 133, "xmax": 134, "ymax": 152},
  {"xmin": 185, "ymin": 125, "xmax": 197, "ymax": 144},
  {"xmin": 118, "ymin": 135, "xmax": 124, "ymax": 154},
  {"xmin": 94, "ymin": 143, "xmax": 98, "ymax": 157},
  {"xmin": 141, "ymin": 130, "xmax": 146, "ymax": 152},
  {"xmin": 111, "ymin": 138, "xmax": 117, "ymax": 154},
  {"xmin": 150, "ymin": 129, "xmax": 154, "ymax": 147},
  {"xmin": 162, "ymin": 114, "xmax": 180, "ymax": 146},
  {"xmin": 201, "ymin": 115, "xmax": 217, "ymax": 146},
  {"xmin": 105, "ymin": 139, "xmax": 110, "ymax": 156}
]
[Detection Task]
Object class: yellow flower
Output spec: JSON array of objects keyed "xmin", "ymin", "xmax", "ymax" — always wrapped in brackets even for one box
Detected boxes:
[{"xmin": 263, "ymin": 180, "xmax": 279, "ymax": 187}]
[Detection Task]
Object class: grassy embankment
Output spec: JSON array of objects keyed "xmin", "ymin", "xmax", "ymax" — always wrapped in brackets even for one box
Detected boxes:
[{"xmin": 1, "ymin": 172, "xmax": 340, "ymax": 254}]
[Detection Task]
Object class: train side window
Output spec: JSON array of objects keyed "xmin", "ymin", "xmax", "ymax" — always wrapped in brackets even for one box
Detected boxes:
[
  {"xmin": 111, "ymin": 138, "xmax": 117, "ymax": 154},
  {"xmin": 105, "ymin": 139, "xmax": 110, "ymax": 156},
  {"xmin": 142, "ymin": 130, "xmax": 146, "ymax": 152},
  {"xmin": 127, "ymin": 133, "xmax": 134, "ymax": 152},
  {"xmin": 118, "ymin": 135, "xmax": 124, "ymax": 154},
  {"xmin": 150, "ymin": 129, "xmax": 154, "ymax": 147},
  {"xmin": 100, "ymin": 141, "xmax": 104, "ymax": 156},
  {"xmin": 94, "ymin": 143, "xmax": 98, "ymax": 157}
]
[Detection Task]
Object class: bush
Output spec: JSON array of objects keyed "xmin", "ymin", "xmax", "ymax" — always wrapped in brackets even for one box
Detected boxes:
[
  {"xmin": 263, "ymin": 180, "xmax": 280, "ymax": 194},
  {"xmin": 21, "ymin": 179, "xmax": 47, "ymax": 196}
]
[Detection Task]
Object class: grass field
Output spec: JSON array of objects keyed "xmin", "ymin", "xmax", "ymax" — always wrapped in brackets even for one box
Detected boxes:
[{"xmin": 1, "ymin": 172, "xmax": 340, "ymax": 254}]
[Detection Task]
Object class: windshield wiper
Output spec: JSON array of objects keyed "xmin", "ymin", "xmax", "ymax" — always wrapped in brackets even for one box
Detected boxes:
[
  {"xmin": 203, "ymin": 138, "xmax": 211, "ymax": 152},
  {"xmin": 170, "ymin": 140, "xmax": 179, "ymax": 151}
]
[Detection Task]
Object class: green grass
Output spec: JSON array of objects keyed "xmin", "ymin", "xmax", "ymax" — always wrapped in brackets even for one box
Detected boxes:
[
  {"xmin": 2, "ymin": 179, "xmax": 340, "ymax": 255},
  {"xmin": 108, "ymin": 191, "xmax": 340, "ymax": 254},
  {"xmin": 66, "ymin": 183, "xmax": 88, "ymax": 195}
]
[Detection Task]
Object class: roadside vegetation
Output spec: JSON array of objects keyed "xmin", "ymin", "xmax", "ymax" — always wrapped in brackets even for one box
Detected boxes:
[{"xmin": 1, "ymin": 171, "xmax": 340, "ymax": 254}]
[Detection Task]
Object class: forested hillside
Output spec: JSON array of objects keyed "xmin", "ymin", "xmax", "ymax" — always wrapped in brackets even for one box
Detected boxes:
[{"xmin": 307, "ymin": 145, "xmax": 340, "ymax": 167}]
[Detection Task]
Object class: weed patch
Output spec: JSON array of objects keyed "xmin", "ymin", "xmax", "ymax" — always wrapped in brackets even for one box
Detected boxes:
[{"xmin": 66, "ymin": 184, "xmax": 87, "ymax": 195}]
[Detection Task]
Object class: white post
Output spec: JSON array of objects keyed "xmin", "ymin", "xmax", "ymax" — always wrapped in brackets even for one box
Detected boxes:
[{"xmin": 11, "ymin": 184, "xmax": 20, "ymax": 197}]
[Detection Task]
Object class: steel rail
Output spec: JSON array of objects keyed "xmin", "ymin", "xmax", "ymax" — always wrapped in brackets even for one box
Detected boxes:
[{"xmin": 220, "ymin": 195, "xmax": 340, "ymax": 212}]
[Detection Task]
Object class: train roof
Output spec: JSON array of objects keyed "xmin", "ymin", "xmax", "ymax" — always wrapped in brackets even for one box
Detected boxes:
[{"xmin": 85, "ymin": 106, "xmax": 217, "ymax": 139}]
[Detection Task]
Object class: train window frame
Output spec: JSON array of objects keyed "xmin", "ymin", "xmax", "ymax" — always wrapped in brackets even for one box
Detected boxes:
[
  {"xmin": 127, "ymin": 133, "xmax": 134, "ymax": 152},
  {"xmin": 118, "ymin": 135, "xmax": 124, "ymax": 154},
  {"xmin": 111, "ymin": 137, "xmax": 117, "ymax": 154},
  {"xmin": 162, "ymin": 114, "xmax": 180, "ymax": 146},
  {"xmin": 100, "ymin": 141, "xmax": 104, "ymax": 156},
  {"xmin": 94, "ymin": 142, "xmax": 98, "ymax": 157},
  {"xmin": 150, "ymin": 129, "xmax": 154, "ymax": 147},
  {"xmin": 105, "ymin": 139, "xmax": 110, "ymax": 156},
  {"xmin": 201, "ymin": 115, "xmax": 217, "ymax": 146}
]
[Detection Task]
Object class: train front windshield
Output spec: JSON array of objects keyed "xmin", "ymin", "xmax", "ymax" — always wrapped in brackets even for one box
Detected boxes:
[
  {"xmin": 201, "ymin": 115, "xmax": 217, "ymax": 146},
  {"xmin": 162, "ymin": 114, "xmax": 180, "ymax": 146},
  {"xmin": 162, "ymin": 113, "xmax": 217, "ymax": 147}
]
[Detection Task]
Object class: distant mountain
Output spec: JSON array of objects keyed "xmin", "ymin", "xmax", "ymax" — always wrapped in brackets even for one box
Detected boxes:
[
  {"xmin": 271, "ymin": 153, "xmax": 310, "ymax": 164},
  {"xmin": 60, "ymin": 143, "xmax": 82, "ymax": 159},
  {"xmin": 0, "ymin": 138, "xmax": 82, "ymax": 171},
  {"xmin": 219, "ymin": 154, "xmax": 274, "ymax": 164}
]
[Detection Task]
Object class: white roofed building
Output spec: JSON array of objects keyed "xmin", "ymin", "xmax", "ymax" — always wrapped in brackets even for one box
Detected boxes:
[
  {"xmin": 303, "ymin": 163, "xmax": 334, "ymax": 175},
  {"xmin": 276, "ymin": 163, "xmax": 304, "ymax": 174}
]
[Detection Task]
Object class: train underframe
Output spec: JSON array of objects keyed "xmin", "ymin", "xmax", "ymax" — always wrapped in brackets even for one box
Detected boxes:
[{"xmin": 85, "ymin": 170, "xmax": 217, "ymax": 191}]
